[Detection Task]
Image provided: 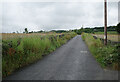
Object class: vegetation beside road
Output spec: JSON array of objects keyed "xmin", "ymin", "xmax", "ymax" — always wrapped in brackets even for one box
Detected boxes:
[
  {"xmin": 2, "ymin": 22, "xmax": 120, "ymax": 78},
  {"xmin": 2, "ymin": 32, "xmax": 77, "ymax": 77},
  {"xmin": 81, "ymin": 33, "xmax": 120, "ymax": 70}
]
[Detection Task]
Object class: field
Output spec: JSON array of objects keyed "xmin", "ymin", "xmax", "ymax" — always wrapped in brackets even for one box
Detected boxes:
[
  {"xmin": 81, "ymin": 33, "xmax": 120, "ymax": 70},
  {"xmin": 2, "ymin": 33, "xmax": 64, "ymax": 40},
  {"xmin": 94, "ymin": 31, "xmax": 118, "ymax": 34},
  {"xmin": 92, "ymin": 34, "xmax": 120, "ymax": 42},
  {"xmin": 92, "ymin": 31, "xmax": 119, "ymax": 42},
  {"xmin": 2, "ymin": 32, "xmax": 77, "ymax": 77}
]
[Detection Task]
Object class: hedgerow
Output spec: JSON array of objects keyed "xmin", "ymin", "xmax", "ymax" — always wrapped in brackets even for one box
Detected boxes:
[
  {"xmin": 81, "ymin": 33, "xmax": 120, "ymax": 70},
  {"xmin": 2, "ymin": 32, "xmax": 77, "ymax": 77}
]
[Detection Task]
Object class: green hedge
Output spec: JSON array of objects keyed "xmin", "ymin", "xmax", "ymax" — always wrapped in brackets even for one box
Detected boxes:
[
  {"xmin": 81, "ymin": 33, "xmax": 120, "ymax": 70},
  {"xmin": 2, "ymin": 32, "xmax": 77, "ymax": 77}
]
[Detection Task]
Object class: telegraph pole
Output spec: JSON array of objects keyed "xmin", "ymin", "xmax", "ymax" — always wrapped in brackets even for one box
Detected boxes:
[{"xmin": 104, "ymin": 0, "xmax": 107, "ymax": 45}]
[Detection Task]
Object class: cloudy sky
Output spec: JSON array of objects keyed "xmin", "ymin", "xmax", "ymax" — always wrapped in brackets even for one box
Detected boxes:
[{"xmin": 2, "ymin": 1, "xmax": 118, "ymax": 33}]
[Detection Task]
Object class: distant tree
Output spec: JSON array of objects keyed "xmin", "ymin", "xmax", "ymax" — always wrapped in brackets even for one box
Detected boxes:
[
  {"xmin": 38, "ymin": 30, "xmax": 43, "ymax": 33},
  {"xmin": 50, "ymin": 30, "xmax": 67, "ymax": 33},
  {"xmin": 29, "ymin": 31, "xmax": 33, "ymax": 33},
  {"xmin": 115, "ymin": 23, "xmax": 120, "ymax": 34},
  {"xmin": 25, "ymin": 28, "xmax": 28, "ymax": 34},
  {"xmin": 13, "ymin": 32, "xmax": 15, "ymax": 33},
  {"xmin": 81, "ymin": 27, "xmax": 83, "ymax": 30},
  {"xmin": 16, "ymin": 31, "xmax": 19, "ymax": 33}
]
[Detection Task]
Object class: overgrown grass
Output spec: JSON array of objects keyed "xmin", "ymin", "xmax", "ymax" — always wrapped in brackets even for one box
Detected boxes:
[
  {"xmin": 81, "ymin": 33, "xmax": 120, "ymax": 70},
  {"xmin": 2, "ymin": 32, "xmax": 77, "ymax": 77}
]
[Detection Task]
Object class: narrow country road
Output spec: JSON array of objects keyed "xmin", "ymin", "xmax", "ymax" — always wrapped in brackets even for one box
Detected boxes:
[{"xmin": 4, "ymin": 35, "xmax": 118, "ymax": 80}]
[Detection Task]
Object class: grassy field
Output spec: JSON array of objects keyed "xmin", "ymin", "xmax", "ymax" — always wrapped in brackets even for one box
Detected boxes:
[
  {"xmin": 2, "ymin": 32, "xmax": 77, "ymax": 77},
  {"xmin": 81, "ymin": 33, "xmax": 120, "ymax": 70},
  {"xmin": 94, "ymin": 31, "xmax": 118, "ymax": 34},
  {"xmin": 92, "ymin": 31, "xmax": 119, "ymax": 42},
  {"xmin": 92, "ymin": 34, "xmax": 120, "ymax": 42},
  {"xmin": 2, "ymin": 32, "xmax": 64, "ymax": 40}
]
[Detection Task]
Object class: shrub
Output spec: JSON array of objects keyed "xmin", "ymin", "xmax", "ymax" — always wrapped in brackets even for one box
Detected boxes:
[
  {"xmin": 81, "ymin": 33, "xmax": 120, "ymax": 70},
  {"xmin": 115, "ymin": 23, "xmax": 120, "ymax": 34},
  {"xmin": 2, "ymin": 32, "xmax": 77, "ymax": 77}
]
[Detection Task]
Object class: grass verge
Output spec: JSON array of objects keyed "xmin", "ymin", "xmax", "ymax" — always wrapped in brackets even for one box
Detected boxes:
[
  {"xmin": 81, "ymin": 33, "xmax": 120, "ymax": 70},
  {"xmin": 2, "ymin": 32, "xmax": 77, "ymax": 77}
]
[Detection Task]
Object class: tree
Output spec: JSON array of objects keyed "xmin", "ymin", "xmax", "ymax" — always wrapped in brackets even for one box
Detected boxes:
[
  {"xmin": 29, "ymin": 31, "xmax": 33, "ymax": 33},
  {"xmin": 16, "ymin": 31, "xmax": 19, "ymax": 33},
  {"xmin": 115, "ymin": 23, "xmax": 120, "ymax": 34},
  {"xmin": 25, "ymin": 28, "xmax": 28, "ymax": 34}
]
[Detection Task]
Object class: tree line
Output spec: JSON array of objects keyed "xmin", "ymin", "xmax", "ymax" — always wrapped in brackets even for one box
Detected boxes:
[
  {"xmin": 72, "ymin": 23, "xmax": 120, "ymax": 34},
  {"xmin": 13, "ymin": 23, "xmax": 120, "ymax": 34}
]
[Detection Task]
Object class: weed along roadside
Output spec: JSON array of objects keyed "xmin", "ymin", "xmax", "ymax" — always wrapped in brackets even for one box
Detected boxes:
[
  {"xmin": 2, "ymin": 32, "xmax": 77, "ymax": 78},
  {"xmin": 81, "ymin": 33, "xmax": 120, "ymax": 70}
]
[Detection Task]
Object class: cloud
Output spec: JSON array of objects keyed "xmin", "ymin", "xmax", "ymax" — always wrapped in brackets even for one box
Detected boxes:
[{"xmin": 2, "ymin": 2, "xmax": 118, "ymax": 33}]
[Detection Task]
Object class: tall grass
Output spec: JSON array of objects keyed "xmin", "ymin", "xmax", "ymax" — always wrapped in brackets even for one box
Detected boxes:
[
  {"xmin": 2, "ymin": 32, "xmax": 77, "ymax": 77},
  {"xmin": 81, "ymin": 33, "xmax": 120, "ymax": 70}
]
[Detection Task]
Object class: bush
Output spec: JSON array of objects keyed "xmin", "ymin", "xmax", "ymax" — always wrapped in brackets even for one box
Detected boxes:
[
  {"xmin": 81, "ymin": 33, "xmax": 120, "ymax": 70},
  {"xmin": 115, "ymin": 23, "xmax": 120, "ymax": 34},
  {"xmin": 2, "ymin": 32, "xmax": 77, "ymax": 77}
]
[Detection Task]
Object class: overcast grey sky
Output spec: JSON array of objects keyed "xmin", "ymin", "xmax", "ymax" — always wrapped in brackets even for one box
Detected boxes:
[{"xmin": 2, "ymin": 2, "xmax": 118, "ymax": 33}]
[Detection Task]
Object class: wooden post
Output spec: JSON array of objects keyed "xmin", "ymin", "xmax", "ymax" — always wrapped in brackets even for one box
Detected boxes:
[{"xmin": 104, "ymin": 0, "xmax": 107, "ymax": 45}]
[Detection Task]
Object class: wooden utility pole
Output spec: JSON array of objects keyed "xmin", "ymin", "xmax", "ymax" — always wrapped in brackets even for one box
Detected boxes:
[{"xmin": 104, "ymin": 0, "xmax": 107, "ymax": 45}]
